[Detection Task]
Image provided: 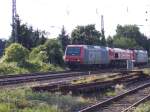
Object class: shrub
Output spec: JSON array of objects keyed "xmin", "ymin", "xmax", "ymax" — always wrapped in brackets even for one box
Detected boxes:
[
  {"xmin": 44, "ymin": 39, "xmax": 64, "ymax": 65},
  {"xmin": 29, "ymin": 45, "xmax": 48, "ymax": 63},
  {"xmin": 0, "ymin": 63, "xmax": 28, "ymax": 75},
  {"xmin": 134, "ymin": 102, "xmax": 150, "ymax": 112},
  {"xmin": 2, "ymin": 43, "xmax": 29, "ymax": 64}
]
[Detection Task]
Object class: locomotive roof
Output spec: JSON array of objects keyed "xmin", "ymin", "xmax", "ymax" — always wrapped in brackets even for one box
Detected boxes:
[
  {"xmin": 67, "ymin": 45, "xmax": 110, "ymax": 49},
  {"xmin": 66, "ymin": 45, "xmax": 148, "ymax": 53}
]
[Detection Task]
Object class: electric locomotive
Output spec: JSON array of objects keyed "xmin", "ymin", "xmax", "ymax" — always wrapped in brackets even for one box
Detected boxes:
[{"xmin": 64, "ymin": 45, "xmax": 148, "ymax": 69}]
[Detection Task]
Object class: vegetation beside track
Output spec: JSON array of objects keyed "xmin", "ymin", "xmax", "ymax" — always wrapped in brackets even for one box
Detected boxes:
[
  {"xmin": 0, "ymin": 62, "xmax": 63, "ymax": 75},
  {"xmin": 0, "ymin": 43, "xmax": 64, "ymax": 75},
  {"xmin": 134, "ymin": 101, "xmax": 150, "ymax": 112},
  {"xmin": 0, "ymin": 88, "xmax": 90, "ymax": 112},
  {"xmin": 71, "ymin": 71, "xmax": 143, "ymax": 85},
  {"xmin": 143, "ymin": 68, "xmax": 150, "ymax": 76},
  {"xmin": 72, "ymin": 73, "xmax": 118, "ymax": 84}
]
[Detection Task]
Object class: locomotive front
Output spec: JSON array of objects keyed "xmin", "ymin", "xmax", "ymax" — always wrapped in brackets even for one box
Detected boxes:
[{"xmin": 64, "ymin": 45, "xmax": 84, "ymax": 67}]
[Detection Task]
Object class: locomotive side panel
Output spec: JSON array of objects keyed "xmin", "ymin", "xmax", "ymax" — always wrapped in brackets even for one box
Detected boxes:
[
  {"xmin": 100, "ymin": 47, "xmax": 110, "ymax": 64},
  {"xmin": 84, "ymin": 46, "xmax": 110, "ymax": 65},
  {"xmin": 135, "ymin": 50, "xmax": 148, "ymax": 63},
  {"xmin": 83, "ymin": 46, "xmax": 101, "ymax": 64}
]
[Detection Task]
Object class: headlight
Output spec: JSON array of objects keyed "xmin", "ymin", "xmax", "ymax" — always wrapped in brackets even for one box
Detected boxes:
[
  {"xmin": 65, "ymin": 59, "xmax": 69, "ymax": 61},
  {"xmin": 77, "ymin": 59, "xmax": 80, "ymax": 62}
]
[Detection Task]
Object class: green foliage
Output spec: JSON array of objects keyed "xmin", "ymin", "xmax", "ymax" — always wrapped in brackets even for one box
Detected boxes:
[
  {"xmin": 71, "ymin": 24, "xmax": 101, "ymax": 45},
  {"xmin": 29, "ymin": 45, "xmax": 48, "ymax": 63},
  {"xmin": 113, "ymin": 37, "xmax": 140, "ymax": 49},
  {"xmin": 58, "ymin": 26, "xmax": 70, "ymax": 51},
  {"xmin": 0, "ymin": 39, "xmax": 6, "ymax": 57},
  {"xmin": 9, "ymin": 17, "xmax": 47, "ymax": 49},
  {"xmin": 2, "ymin": 43, "xmax": 29, "ymax": 64},
  {"xmin": 134, "ymin": 102, "xmax": 150, "ymax": 112},
  {"xmin": 116, "ymin": 25, "xmax": 140, "ymax": 39},
  {"xmin": 0, "ymin": 88, "xmax": 90, "ymax": 112},
  {"xmin": 0, "ymin": 63, "xmax": 28, "ymax": 75},
  {"xmin": 24, "ymin": 61, "xmax": 63, "ymax": 72},
  {"xmin": 107, "ymin": 36, "xmax": 113, "ymax": 47},
  {"xmin": 0, "ymin": 103, "xmax": 12, "ymax": 112},
  {"xmin": 114, "ymin": 24, "xmax": 148, "ymax": 50},
  {"xmin": 0, "ymin": 42, "xmax": 64, "ymax": 75},
  {"xmin": 45, "ymin": 39, "xmax": 64, "ymax": 65}
]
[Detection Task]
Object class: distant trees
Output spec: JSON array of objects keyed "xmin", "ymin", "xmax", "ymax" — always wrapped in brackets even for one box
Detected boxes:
[
  {"xmin": 111, "ymin": 25, "xmax": 148, "ymax": 50},
  {"xmin": 71, "ymin": 24, "xmax": 102, "ymax": 45},
  {"xmin": 113, "ymin": 37, "xmax": 140, "ymax": 49},
  {"xmin": 58, "ymin": 26, "xmax": 70, "ymax": 51},
  {"xmin": 0, "ymin": 39, "xmax": 6, "ymax": 56},
  {"xmin": 9, "ymin": 17, "xmax": 47, "ymax": 49},
  {"xmin": 106, "ymin": 36, "xmax": 113, "ymax": 47}
]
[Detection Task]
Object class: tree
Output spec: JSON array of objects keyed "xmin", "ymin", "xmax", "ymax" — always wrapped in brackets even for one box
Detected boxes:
[
  {"xmin": 107, "ymin": 36, "xmax": 113, "ymax": 47},
  {"xmin": 58, "ymin": 26, "xmax": 70, "ymax": 51},
  {"xmin": 0, "ymin": 39, "xmax": 6, "ymax": 56},
  {"xmin": 115, "ymin": 25, "xmax": 148, "ymax": 49},
  {"xmin": 9, "ymin": 17, "xmax": 47, "ymax": 49},
  {"xmin": 147, "ymin": 39, "xmax": 150, "ymax": 56},
  {"xmin": 71, "ymin": 24, "xmax": 101, "ymax": 45},
  {"xmin": 44, "ymin": 39, "xmax": 64, "ymax": 65},
  {"xmin": 113, "ymin": 37, "xmax": 141, "ymax": 49}
]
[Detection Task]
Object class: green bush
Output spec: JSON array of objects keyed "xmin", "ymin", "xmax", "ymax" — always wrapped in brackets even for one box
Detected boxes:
[
  {"xmin": 0, "ymin": 43, "xmax": 64, "ymax": 75},
  {"xmin": 0, "ymin": 63, "xmax": 28, "ymax": 75},
  {"xmin": 2, "ymin": 43, "xmax": 29, "ymax": 64},
  {"xmin": 29, "ymin": 45, "xmax": 48, "ymax": 63},
  {"xmin": 134, "ymin": 102, "xmax": 150, "ymax": 112},
  {"xmin": 44, "ymin": 39, "xmax": 64, "ymax": 65},
  {"xmin": 0, "ymin": 61, "xmax": 64, "ymax": 75},
  {"xmin": 0, "ymin": 103, "xmax": 12, "ymax": 112},
  {"xmin": 21, "ymin": 61, "xmax": 64, "ymax": 73}
]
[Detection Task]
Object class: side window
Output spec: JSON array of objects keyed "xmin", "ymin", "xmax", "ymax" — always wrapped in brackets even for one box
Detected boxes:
[{"xmin": 115, "ymin": 53, "xmax": 118, "ymax": 58}]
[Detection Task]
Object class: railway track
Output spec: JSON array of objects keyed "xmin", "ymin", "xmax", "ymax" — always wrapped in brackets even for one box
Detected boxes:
[
  {"xmin": 0, "ymin": 71, "xmax": 87, "ymax": 86},
  {"xmin": 0, "ymin": 68, "xmax": 142, "ymax": 86},
  {"xmin": 32, "ymin": 70, "xmax": 145, "ymax": 93},
  {"xmin": 78, "ymin": 80, "xmax": 150, "ymax": 112}
]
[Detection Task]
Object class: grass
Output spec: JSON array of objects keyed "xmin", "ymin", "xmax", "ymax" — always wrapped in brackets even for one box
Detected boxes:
[
  {"xmin": 105, "ymin": 90, "xmax": 117, "ymax": 96},
  {"xmin": 72, "ymin": 73, "xmax": 119, "ymax": 85},
  {"xmin": 143, "ymin": 68, "xmax": 150, "ymax": 76},
  {"xmin": 0, "ymin": 88, "xmax": 90, "ymax": 112},
  {"xmin": 133, "ymin": 101, "xmax": 150, "ymax": 112},
  {"xmin": 104, "ymin": 83, "xmax": 124, "ymax": 97}
]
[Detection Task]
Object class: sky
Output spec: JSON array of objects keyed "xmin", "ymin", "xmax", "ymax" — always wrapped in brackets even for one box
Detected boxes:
[{"xmin": 0, "ymin": 0, "xmax": 150, "ymax": 39}]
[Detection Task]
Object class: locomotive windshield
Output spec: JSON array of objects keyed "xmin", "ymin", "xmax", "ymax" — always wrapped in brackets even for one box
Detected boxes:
[{"xmin": 66, "ymin": 47, "xmax": 81, "ymax": 56}]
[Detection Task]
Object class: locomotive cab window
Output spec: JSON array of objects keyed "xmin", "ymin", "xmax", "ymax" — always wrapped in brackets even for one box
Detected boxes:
[{"xmin": 66, "ymin": 47, "xmax": 81, "ymax": 56}]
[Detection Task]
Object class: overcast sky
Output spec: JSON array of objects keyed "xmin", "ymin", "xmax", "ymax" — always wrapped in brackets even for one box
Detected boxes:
[{"xmin": 0, "ymin": 0, "xmax": 150, "ymax": 39}]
